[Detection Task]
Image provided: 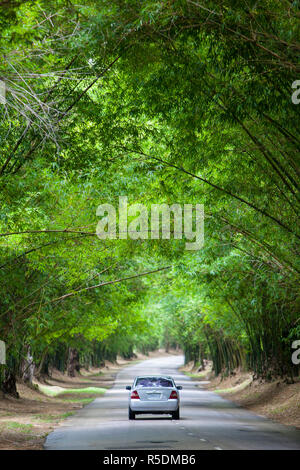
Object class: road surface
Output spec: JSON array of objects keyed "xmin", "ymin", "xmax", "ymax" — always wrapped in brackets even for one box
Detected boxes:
[{"xmin": 45, "ymin": 355, "xmax": 300, "ymax": 450}]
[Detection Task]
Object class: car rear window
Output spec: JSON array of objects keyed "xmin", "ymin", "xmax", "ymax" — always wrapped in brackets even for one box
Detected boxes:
[{"xmin": 135, "ymin": 377, "xmax": 173, "ymax": 388}]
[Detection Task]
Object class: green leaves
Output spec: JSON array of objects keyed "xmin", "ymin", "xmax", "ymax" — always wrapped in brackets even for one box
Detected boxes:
[{"xmin": 0, "ymin": 0, "xmax": 299, "ymax": 382}]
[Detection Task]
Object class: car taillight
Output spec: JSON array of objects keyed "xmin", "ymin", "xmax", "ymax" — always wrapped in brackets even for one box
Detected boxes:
[
  {"xmin": 131, "ymin": 390, "xmax": 140, "ymax": 399},
  {"xmin": 169, "ymin": 390, "xmax": 178, "ymax": 399}
]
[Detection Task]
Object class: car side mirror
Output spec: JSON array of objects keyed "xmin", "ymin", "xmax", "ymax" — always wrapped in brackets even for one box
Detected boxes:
[
  {"xmin": 126, "ymin": 385, "xmax": 131, "ymax": 390},
  {"xmin": 176, "ymin": 385, "xmax": 182, "ymax": 390}
]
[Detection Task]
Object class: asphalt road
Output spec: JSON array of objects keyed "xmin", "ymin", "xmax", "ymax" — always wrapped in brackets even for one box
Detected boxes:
[{"xmin": 44, "ymin": 354, "xmax": 300, "ymax": 450}]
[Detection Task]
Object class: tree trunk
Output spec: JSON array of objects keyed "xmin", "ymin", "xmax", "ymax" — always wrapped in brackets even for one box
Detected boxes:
[
  {"xmin": 21, "ymin": 346, "xmax": 35, "ymax": 384},
  {"xmin": 1, "ymin": 369, "xmax": 19, "ymax": 398},
  {"xmin": 67, "ymin": 348, "xmax": 80, "ymax": 377},
  {"xmin": 35, "ymin": 346, "xmax": 49, "ymax": 379}
]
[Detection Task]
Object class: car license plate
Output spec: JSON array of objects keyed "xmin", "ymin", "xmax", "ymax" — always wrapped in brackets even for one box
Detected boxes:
[{"xmin": 147, "ymin": 393, "xmax": 161, "ymax": 400}]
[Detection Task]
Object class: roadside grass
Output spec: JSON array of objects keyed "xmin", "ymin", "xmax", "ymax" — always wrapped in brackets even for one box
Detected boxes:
[
  {"xmin": 268, "ymin": 402, "xmax": 300, "ymax": 416},
  {"xmin": 0, "ymin": 357, "xmax": 137, "ymax": 449},
  {"xmin": 185, "ymin": 367, "xmax": 252, "ymax": 395},
  {"xmin": 0, "ymin": 411, "xmax": 15, "ymax": 417},
  {"xmin": 269, "ymin": 405, "xmax": 289, "ymax": 415},
  {"xmin": 184, "ymin": 370, "xmax": 210, "ymax": 379},
  {"xmin": 59, "ymin": 387, "xmax": 107, "ymax": 395},
  {"xmin": 1, "ymin": 422, "xmax": 33, "ymax": 434},
  {"xmin": 61, "ymin": 398, "xmax": 94, "ymax": 404},
  {"xmin": 214, "ymin": 378, "xmax": 252, "ymax": 394},
  {"xmin": 80, "ymin": 371, "xmax": 104, "ymax": 380},
  {"xmin": 37, "ymin": 384, "xmax": 106, "ymax": 398},
  {"xmin": 33, "ymin": 412, "xmax": 74, "ymax": 422}
]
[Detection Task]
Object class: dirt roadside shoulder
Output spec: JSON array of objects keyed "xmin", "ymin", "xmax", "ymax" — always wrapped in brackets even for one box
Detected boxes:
[
  {"xmin": 181, "ymin": 362, "xmax": 300, "ymax": 430},
  {"xmin": 0, "ymin": 351, "xmax": 152, "ymax": 450},
  {"xmin": 0, "ymin": 349, "xmax": 182, "ymax": 450}
]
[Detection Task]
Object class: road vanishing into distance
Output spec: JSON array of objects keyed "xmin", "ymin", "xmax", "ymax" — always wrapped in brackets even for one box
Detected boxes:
[{"xmin": 45, "ymin": 355, "xmax": 300, "ymax": 450}]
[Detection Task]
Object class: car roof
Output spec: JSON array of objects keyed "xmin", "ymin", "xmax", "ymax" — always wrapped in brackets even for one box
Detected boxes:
[{"xmin": 134, "ymin": 375, "xmax": 174, "ymax": 379}]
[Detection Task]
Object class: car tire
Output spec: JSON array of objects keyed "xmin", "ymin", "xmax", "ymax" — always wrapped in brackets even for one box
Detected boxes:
[
  {"xmin": 172, "ymin": 408, "xmax": 180, "ymax": 420},
  {"xmin": 128, "ymin": 408, "xmax": 135, "ymax": 420}
]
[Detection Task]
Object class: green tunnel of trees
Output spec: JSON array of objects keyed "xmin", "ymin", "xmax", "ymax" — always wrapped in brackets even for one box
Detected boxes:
[{"xmin": 0, "ymin": 0, "xmax": 299, "ymax": 394}]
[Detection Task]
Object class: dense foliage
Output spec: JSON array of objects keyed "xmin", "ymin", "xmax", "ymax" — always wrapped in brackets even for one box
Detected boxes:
[{"xmin": 0, "ymin": 0, "xmax": 299, "ymax": 392}]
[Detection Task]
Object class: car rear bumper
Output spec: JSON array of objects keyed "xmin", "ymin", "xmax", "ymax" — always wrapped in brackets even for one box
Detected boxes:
[{"xmin": 130, "ymin": 399, "xmax": 179, "ymax": 413}]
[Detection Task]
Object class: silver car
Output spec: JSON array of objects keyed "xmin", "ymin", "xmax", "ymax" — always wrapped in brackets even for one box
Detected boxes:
[{"xmin": 126, "ymin": 375, "xmax": 182, "ymax": 420}]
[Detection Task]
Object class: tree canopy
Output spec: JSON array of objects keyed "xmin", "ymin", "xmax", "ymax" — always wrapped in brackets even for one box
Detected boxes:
[{"xmin": 0, "ymin": 0, "xmax": 299, "ymax": 391}]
